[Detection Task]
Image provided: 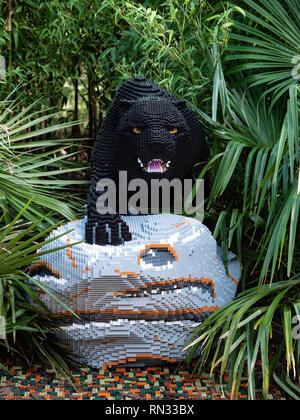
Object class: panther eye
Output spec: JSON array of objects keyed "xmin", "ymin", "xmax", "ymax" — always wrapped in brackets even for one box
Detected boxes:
[
  {"xmin": 169, "ymin": 128, "xmax": 178, "ymax": 134},
  {"xmin": 133, "ymin": 128, "xmax": 142, "ymax": 134}
]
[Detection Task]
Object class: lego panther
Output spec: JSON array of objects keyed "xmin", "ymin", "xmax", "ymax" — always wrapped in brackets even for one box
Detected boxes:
[{"xmin": 86, "ymin": 77, "xmax": 206, "ymax": 245}]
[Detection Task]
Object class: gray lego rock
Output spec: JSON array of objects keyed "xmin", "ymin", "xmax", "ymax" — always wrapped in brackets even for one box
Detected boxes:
[{"xmin": 30, "ymin": 214, "xmax": 241, "ymax": 369}]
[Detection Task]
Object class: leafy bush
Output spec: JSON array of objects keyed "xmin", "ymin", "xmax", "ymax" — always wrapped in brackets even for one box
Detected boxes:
[
  {"xmin": 0, "ymin": 90, "xmax": 87, "ymax": 227},
  {"xmin": 184, "ymin": 279, "xmax": 300, "ymax": 400},
  {"xmin": 0, "ymin": 0, "xmax": 298, "ymax": 399},
  {"xmin": 0, "ymin": 90, "xmax": 87, "ymax": 375},
  {"xmin": 227, "ymin": 0, "xmax": 300, "ymax": 101},
  {"xmin": 0, "ymin": 204, "xmax": 80, "ymax": 377}
]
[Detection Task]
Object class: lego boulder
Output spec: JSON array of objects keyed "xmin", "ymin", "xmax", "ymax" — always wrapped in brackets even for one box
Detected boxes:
[{"xmin": 30, "ymin": 214, "xmax": 241, "ymax": 369}]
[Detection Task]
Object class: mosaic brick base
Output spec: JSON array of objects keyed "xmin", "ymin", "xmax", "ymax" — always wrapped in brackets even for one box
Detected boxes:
[
  {"xmin": 0, "ymin": 362, "xmax": 285, "ymax": 400},
  {"xmin": 31, "ymin": 214, "xmax": 241, "ymax": 368}
]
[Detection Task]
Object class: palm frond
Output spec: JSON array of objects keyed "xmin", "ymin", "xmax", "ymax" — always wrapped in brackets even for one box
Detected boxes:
[
  {"xmin": 227, "ymin": 0, "xmax": 300, "ymax": 102},
  {"xmin": 184, "ymin": 279, "xmax": 300, "ymax": 400},
  {"xmin": 0, "ymin": 205, "xmax": 82, "ymax": 380},
  {"xmin": 0, "ymin": 92, "xmax": 88, "ymax": 228}
]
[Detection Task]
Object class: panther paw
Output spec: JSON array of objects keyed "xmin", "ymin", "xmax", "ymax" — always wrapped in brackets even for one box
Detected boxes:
[{"xmin": 85, "ymin": 217, "xmax": 132, "ymax": 246}]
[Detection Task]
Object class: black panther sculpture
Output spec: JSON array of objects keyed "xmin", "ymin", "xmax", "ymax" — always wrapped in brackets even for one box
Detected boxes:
[{"xmin": 86, "ymin": 77, "xmax": 206, "ymax": 245}]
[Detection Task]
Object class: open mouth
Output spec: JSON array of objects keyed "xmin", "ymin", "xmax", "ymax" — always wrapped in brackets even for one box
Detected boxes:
[{"xmin": 138, "ymin": 158, "xmax": 171, "ymax": 173}]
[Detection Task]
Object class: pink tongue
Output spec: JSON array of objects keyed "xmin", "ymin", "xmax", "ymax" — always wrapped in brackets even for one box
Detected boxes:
[{"xmin": 148, "ymin": 160, "xmax": 162, "ymax": 172}]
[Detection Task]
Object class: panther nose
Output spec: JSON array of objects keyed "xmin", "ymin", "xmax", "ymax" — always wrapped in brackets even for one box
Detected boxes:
[{"xmin": 150, "ymin": 143, "xmax": 162, "ymax": 156}]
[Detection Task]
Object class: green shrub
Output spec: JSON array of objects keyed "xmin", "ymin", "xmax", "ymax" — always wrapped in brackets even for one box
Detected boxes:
[
  {"xmin": 0, "ymin": 90, "xmax": 87, "ymax": 228},
  {"xmin": 0, "ymin": 204, "xmax": 81, "ymax": 378},
  {"xmin": 0, "ymin": 0, "xmax": 298, "ymax": 399}
]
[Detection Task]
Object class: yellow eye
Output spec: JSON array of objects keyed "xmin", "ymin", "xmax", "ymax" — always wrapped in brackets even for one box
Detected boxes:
[
  {"xmin": 133, "ymin": 128, "xmax": 142, "ymax": 134},
  {"xmin": 170, "ymin": 128, "xmax": 178, "ymax": 134}
]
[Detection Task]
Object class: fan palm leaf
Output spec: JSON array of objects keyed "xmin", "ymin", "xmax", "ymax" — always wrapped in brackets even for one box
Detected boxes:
[
  {"xmin": 195, "ymin": 70, "xmax": 299, "ymax": 283},
  {"xmin": 184, "ymin": 278, "xmax": 300, "ymax": 400},
  {"xmin": 227, "ymin": 0, "xmax": 300, "ymax": 102},
  {"xmin": 0, "ymin": 203, "xmax": 81, "ymax": 378},
  {"xmin": 0, "ymin": 91, "xmax": 88, "ymax": 228}
]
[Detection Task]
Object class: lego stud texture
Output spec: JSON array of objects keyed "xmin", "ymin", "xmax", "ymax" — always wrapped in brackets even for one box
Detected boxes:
[
  {"xmin": 31, "ymin": 214, "xmax": 241, "ymax": 369},
  {"xmin": 85, "ymin": 77, "xmax": 206, "ymax": 246},
  {"xmin": 30, "ymin": 78, "xmax": 239, "ymax": 368}
]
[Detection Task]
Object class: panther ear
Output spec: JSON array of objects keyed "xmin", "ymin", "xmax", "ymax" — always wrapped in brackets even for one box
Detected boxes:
[
  {"xmin": 174, "ymin": 100, "xmax": 186, "ymax": 112},
  {"xmin": 119, "ymin": 99, "xmax": 135, "ymax": 112}
]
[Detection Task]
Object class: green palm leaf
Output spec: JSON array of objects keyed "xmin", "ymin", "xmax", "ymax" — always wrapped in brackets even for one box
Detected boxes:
[
  {"xmin": 227, "ymin": 0, "xmax": 300, "ymax": 102},
  {"xmin": 0, "ymin": 204, "xmax": 82, "ymax": 380},
  {"xmin": 184, "ymin": 279, "xmax": 300, "ymax": 400},
  {"xmin": 0, "ymin": 92, "xmax": 88, "ymax": 228}
]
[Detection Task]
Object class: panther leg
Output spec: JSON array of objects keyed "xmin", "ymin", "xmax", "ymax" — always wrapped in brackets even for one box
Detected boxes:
[
  {"xmin": 97, "ymin": 215, "xmax": 132, "ymax": 246},
  {"xmin": 119, "ymin": 219, "xmax": 132, "ymax": 243},
  {"xmin": 85, "ymin": 216, "xmax": 109, "ymax": 245},
  {"xmin": 85, "ymin": 223, "xmax": 95, "ymax": 245},
  {"xmin": 86, "ymin": 215, "xmax": 132, "ymax": 245}
]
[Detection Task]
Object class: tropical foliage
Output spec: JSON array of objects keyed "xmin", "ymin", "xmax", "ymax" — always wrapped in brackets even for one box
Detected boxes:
[
  {"xmin": 0, "ymin": 90, "xmax": 87, "ymax": 228},
  {"xmin": 0, "ymin": 83, "xmax": 87, "ymax": 378},
  {"xmin": 184, "ymin": 278, "xmax": 300, "ymax": 400},
  {"xmin": 0, "ymin": 203, "xmax": 80, "ymax": 378},
  {"xmin": 0, "ymin": 0, "xmax": 299, "ymax": 399}
]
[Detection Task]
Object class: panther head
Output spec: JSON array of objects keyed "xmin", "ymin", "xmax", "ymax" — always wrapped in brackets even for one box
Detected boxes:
[{"xmin": 117, "ymin": 98, "xmax": 202, "ymax": 181}]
